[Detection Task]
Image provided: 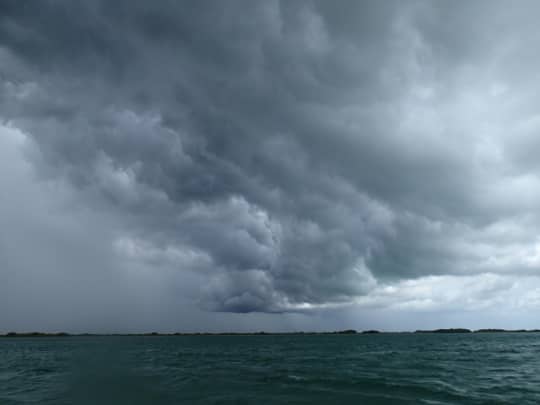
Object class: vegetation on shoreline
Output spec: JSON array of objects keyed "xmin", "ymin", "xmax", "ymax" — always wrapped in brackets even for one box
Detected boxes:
[{"xmin": 2, "ymin": 329, "xmax": 540, "ymax": 337}]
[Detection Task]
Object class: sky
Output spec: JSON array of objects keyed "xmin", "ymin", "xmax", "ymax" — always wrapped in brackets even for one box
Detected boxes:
[{"xmin": 2, "ymin": 0, "xmax": 540, "ymax": 333}]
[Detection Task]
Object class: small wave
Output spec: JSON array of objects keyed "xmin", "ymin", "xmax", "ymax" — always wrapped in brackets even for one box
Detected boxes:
[{"xmin": 288, "ymin": 374, "xmax": 308, "ymax": 381}]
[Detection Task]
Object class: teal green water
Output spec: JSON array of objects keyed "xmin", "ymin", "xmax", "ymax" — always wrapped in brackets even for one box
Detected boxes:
[{"xmin": 1, "ymin": 333, "xmax": 540, "ymax": 404}]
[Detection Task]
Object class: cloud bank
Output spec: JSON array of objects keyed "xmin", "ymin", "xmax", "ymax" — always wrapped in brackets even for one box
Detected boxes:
[{"xmin": 2, "ymin": 0, "xmax": 540, "ymax": 329}]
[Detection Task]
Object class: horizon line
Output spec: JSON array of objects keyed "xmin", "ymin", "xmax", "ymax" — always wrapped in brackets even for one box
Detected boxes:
[{"xmin": 3, "ymin": 328, "xmax": 540, "ymax": 337}]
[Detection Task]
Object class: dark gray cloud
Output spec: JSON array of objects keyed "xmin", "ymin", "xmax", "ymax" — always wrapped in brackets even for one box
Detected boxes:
[{"xmin": 2, "ymin": 0, "xmax": 540, "ymax": 324}]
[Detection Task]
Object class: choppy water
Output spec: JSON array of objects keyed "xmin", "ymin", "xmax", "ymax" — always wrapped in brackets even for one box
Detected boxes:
[{"xmin": 1, "ymin": 333, "xmax": 540, "ymax": 404}]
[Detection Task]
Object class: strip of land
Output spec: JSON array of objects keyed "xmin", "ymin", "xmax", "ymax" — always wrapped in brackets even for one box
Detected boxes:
[{"xmin": 2, "ymin": 329, "xmax": 540, "ymax": 337}]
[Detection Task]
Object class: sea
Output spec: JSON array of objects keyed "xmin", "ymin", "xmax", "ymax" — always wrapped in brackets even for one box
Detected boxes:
[{"xmin": 1, "ymin": 333, "xmax": 539, "ymax": 404}]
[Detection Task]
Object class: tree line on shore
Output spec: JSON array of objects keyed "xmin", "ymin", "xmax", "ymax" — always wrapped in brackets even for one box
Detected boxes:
[{"xmin": 2, "ymin": 328, "xmax": 540, "ymax": 337}]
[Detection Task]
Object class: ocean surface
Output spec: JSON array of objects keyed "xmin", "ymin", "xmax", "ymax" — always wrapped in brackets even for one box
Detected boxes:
[{"xmin": 1, "ymin": 333, "xmax": 540, "ymax": 404}]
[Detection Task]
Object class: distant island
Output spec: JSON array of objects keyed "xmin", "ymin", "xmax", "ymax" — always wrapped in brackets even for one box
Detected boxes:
[
  {"xmin": 2, "ymin": 329, "xmax": 540, "ymax": 337},
  {"xmin": 414, "ymin": 328, "xmax": 472, "ymax": 333}
]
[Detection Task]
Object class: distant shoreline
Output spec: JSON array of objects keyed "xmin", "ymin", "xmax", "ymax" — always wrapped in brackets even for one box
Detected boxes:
[{"xmin": 2, "ymin": 328, "xmax": 540, "ymax": 337}]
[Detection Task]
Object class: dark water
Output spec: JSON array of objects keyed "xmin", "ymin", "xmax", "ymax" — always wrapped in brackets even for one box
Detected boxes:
[{"xmin": 1, "ymin": 333, "xmax": 540, "ymax": 404}]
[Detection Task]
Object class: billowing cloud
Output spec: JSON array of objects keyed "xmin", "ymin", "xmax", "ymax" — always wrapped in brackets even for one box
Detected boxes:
[{"xmin": 2, "ymin": 0, "xmax": 540, "ymax": 326}]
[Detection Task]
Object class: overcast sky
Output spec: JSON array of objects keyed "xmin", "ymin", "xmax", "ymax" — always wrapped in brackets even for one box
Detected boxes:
[{"xmin": 2, "ymin": 0, "xmax": 540, "ymax": 332}]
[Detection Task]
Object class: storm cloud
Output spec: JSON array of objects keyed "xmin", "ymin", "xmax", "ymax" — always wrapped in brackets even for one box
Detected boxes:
[{"xmin": 2, "ymin": 0, "xmax": 540, "ymax": 329}]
